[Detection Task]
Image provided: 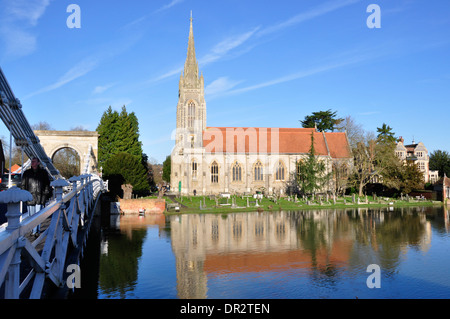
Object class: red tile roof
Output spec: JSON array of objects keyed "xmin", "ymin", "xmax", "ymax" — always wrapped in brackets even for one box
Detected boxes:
[
  {"xmin": 203, "ymin": 127, "xmax": 352, "ymax": 158},
  {"xmin": 203, "ymin": 238, "xmax": 353, "ymax": 275}
]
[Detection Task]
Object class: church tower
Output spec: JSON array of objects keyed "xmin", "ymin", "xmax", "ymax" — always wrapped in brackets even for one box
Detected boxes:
[{"xmin": 175, "ymin": 13, "xmax": 206, "ymax": 151}]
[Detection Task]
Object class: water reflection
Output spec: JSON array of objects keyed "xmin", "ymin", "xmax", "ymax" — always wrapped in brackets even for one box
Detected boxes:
[
  {"xmin": 91, "ymin": 206, "xmax": 450, "ymax": 299},
  {"xmin": 98, "ymin": 215, "xmax": 167, "ymax": 298},
  {"xmin": 168, "ymin": 207, "xmax": 448, "ymax": 298}
]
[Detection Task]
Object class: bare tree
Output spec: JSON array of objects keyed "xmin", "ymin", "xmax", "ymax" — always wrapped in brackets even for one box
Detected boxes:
[
  {"xmin": 52, "ymin": 148, "xmax": 80, "ymax": 178},
  {"xmin": 350, "ymin": 132, "xmax": 377, "ymax": 196},
  {"xmin": 70, "ymin": 126, "xmax": 89, "ymax": 131},
  {"xmin": 332, "ymin": 160, "xmax": 350, "ymax": 196},
  {"xmin": 336, "ymin": 115, "xmax": 365, "ymax": 150},
  {"xmin": 31, "ymin": 121, "xmax": 53, "ymax": 130}
]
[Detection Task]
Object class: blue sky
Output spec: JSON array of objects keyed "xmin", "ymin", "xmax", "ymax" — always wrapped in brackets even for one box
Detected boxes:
[{"xmin": 0, "ymin": 0, "xmax": 449, "ymax": 163}]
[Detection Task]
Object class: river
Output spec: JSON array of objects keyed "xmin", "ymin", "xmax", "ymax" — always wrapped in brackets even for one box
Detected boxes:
[{"xmin": 71, "ymin": 206, "xmax": 450, "ymax": 299}]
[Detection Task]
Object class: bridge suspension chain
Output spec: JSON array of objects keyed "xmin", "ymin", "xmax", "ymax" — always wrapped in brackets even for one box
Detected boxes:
[{"xmin": 0, "ymin": 67, "xmax": 61, "ymax": 179}]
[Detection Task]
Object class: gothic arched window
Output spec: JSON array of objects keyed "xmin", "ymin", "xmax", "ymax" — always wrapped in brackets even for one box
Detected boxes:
[
  {"xmin": 275, "ymin": 161, "xmax": 285, "ymax": 181},
  {"xmin": 296, "ymin": 159, "xmax": 303, "ymax": 177},
  {"xmin": 211, "ymin": 161, "xmax": 219, "ymax": 183},
  {"xmin": 188, "ymin": 101, "xmax": 195, "ymax": 128},
  {"xmin": 192, "ymin": 159, "xmax": 198, "ymax": 179},
  {"xmin": 254, "ymin": 160, "xmax": 263, "ymax": 181},
  {"xmin": 232, "ymin": 161, "xmax": 242, "ymax": 182}
]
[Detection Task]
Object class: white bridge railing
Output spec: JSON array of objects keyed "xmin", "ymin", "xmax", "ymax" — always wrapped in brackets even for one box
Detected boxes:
[{"xmin": 0, "ymin": 174, "xmax": 107, "ymax": 299}]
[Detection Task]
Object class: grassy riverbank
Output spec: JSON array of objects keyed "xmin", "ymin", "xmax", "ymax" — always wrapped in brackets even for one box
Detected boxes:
[{"xmin": 163, "ymin": 194, "xmax": 443, "ymax": 215}]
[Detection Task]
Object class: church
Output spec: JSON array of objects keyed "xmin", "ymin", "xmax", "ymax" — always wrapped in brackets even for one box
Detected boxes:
[{"xmin": 171, "ymin": 17, "xmax": 352, "ymax": 196}]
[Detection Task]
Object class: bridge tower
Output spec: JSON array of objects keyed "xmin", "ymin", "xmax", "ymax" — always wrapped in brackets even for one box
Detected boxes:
[{"xmin": 34, "ymin": 130, "xmax": 99, "ymax": 175}]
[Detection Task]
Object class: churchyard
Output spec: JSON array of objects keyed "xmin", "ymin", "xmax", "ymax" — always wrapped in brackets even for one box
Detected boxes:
[{"xmin": 163, "ymin": 192, "xmax": 441, "ymax": 214}]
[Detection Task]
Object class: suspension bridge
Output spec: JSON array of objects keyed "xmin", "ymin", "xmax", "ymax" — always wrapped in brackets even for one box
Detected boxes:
[{"xmin": 0, "ymin": 67, "xmax": 108, "ymax": 299}]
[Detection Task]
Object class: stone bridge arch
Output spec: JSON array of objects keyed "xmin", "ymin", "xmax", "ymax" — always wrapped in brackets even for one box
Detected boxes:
[{"xmin": 34, "ymin": 130, "xmax": 99, "ymax": 175}]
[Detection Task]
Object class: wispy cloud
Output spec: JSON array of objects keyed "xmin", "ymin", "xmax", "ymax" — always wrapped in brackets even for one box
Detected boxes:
[
  {"xmin": 257, "ymin": 0, "xmax": 361, "ymax": 37},
  {"xmin": 151, "ymin": 0, "xmax": 361, "ymax": 84},
  {"xmin": 199, "ymin": 27, "xmax": 261, "ymax": 65},
  {"xmin": 152, "ymin": 66, "xmax": 184, "ymax": 83},
  {"xmin": 151, "ymin": 26, "xmax": 260, "ymax": 83},
  {"xmin": 205, "ymin": 77, "xmax": 243, "ymax": 97},
  {"xmin": 92, "ymin": 83, "xmax": 117, "ymax": 95},
  {"xmin": 25, "ymin": 57, "xmax": 100, "ymax": 99},
  {"xmin": 120, "ymin": 15, "xmax": 148, "ymax": 30},
  {"xmin": 0, "ymin": 0, "xmax": 53, "ymax": 58},
  {"xmin": 25, "ymin": 32, "xmax": 143, "ymax": 99},
  {"xmin": 154, "ymin": 0, "xmax": 185, "ymax": 14},
  {"xmin": 0, "ymin": 27, "xmax": 37, "ymax": 57},
  {"xmin": 218, "ymin": 50, "xmax": 379, "ymax": 97},
  {"xmin": 4, "ymin": 0, "xmax": 52, "ymax": 26}
]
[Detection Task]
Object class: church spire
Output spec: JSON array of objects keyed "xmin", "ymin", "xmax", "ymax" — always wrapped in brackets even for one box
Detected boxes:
[
  {"xmin": 183, "ymin": 11, "xmax": 200, "ymax": 87},
  {"xmin": 176, "ymin": 12, "xmax": 206, "ymax": 138}
]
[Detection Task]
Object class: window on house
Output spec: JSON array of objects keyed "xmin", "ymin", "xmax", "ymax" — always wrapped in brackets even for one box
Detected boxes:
[
  {"xmin": 254, "ymin": 160, "xmax": 263, "ymax": 181},
  {"xmin": 275, "ymin": 161, "xmax": 285, "ymax": 181},
  {"xmin": 418, "ymin": 162, "xmax": 426, "ymax": 171},
  {"xmin": 232, "ymin": 162, "xmax": 242, "ymax": 182},
  {"xmin": 211, "ymin": 161, "xmax": 219, "ymax": 183}
]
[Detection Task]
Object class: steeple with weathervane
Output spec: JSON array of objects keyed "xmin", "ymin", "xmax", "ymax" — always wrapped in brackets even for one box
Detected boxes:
[{"xmin": 175, "ymin": 11, "xmax": 206, "ymax": 150}]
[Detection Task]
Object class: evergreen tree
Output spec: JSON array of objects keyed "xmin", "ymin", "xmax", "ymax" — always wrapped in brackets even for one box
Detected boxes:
[
  {"xmin": 300, "ymin": 109, "xmax": 343, "ymax": 132},
  {"xmin": 429, "ymin": 150, "xmax": 450, "ymax": 177},
  {"xmin": 116, "ymin": 106, "xmax": 142, "ymax": 157},
  {"xmin": 399, "ymin": 161, "xmax": 424, "ymax": 193},
  {"xmin": 376, "ymin": 123, "xmax": 396, "ymax": 144},
  {"xmin": 97, "ymin": 106, "xmax": 144, "ymax": 164},
  {"xmin": 162, "ymin": 155, "xmax": 171, "ymax": 183},
  {"xmin": 97, "ymin": 106, "xmax": 120, "ymax": 166},
  {"xmin": 103, "ymin": 152, "xmax": 149, "ymax": 194},
  {"xmin": 97, "ymin": 106, "xmax": 150, "ymax": 195},
  {"xmin": 296, "ymin": 133, "xmax": 331, "ymax": 195}
]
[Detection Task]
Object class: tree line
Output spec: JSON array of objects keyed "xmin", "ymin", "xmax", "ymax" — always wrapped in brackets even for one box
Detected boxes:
[
  {"xmin": 7, "ymin": 106, "xmax": 444, "ymax": 199},
  {"xmin": 297, "ymin": 109, "xmax": 449, "ymax": 197}
]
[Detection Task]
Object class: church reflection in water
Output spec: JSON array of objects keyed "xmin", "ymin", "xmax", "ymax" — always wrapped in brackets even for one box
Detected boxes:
[
  {"xmin": 93, "ymin": 206, "xmax": 448, "ymax": 299},
  {"xmin": 168, "ymin": 207, "xmax": 439, "ymax": 298}
]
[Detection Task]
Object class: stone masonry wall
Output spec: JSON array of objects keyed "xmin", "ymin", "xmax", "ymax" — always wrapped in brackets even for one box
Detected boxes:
[{"xmin": 118, "ymin": 198, "xmax": 166, "ymax": 214}]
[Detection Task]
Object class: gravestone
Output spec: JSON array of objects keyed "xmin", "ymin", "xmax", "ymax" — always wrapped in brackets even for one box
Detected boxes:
[{"xmin": 232, "ymin": 197, "xmax": 236, "ymax": 208}]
